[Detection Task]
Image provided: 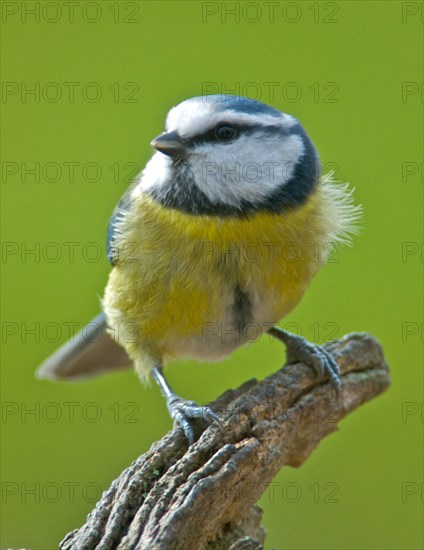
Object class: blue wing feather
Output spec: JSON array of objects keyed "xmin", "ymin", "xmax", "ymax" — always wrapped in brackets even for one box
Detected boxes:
[{"xmin": 107, "ymin": 183, "xmax": 137, "ymax": 265}]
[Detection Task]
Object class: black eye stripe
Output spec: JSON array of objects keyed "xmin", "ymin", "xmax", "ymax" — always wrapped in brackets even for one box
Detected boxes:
[
  {"xmin": 183, "ymin": 122, "xmax": 298, "ymax": 148},
  {"xmin": 186, "ymin": 123, "xmax": 253, "ymax": 146}
]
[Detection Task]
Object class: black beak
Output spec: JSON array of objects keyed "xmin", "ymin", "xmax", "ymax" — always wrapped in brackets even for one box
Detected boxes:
[{"xmin": 151, "ymin": 131, "xmax": 186, "ymax": 157}]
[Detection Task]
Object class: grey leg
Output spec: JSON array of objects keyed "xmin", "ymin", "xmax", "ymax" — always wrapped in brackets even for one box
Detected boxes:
[
  {"xmin": 268, "ymin": 327, "xmax": 341, "ymax": 394},
  {"xmin": 151, "ymin": 365, "xmax": 222, "ymax": 445}
]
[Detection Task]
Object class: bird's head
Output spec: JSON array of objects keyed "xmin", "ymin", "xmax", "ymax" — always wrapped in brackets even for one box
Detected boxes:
[{"xmin": 141, "ymin": 95, "xmax": 320, "ymax": 215}]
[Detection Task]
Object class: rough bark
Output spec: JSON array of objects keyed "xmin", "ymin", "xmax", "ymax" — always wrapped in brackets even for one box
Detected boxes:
[{"xmin": 61, "ymin": 332, "xmax": 390, "ymax": 550}]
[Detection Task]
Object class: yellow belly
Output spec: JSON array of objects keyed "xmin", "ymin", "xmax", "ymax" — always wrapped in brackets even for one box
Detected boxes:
[{"xmin": 103, "ymin": 186, "xmax": 333, "ymax": 376}]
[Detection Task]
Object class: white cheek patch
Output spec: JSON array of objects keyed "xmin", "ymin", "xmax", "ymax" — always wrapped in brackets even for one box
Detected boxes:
[
  {"xmin": 189, "ymin": 133, "xmax": 305, "ymax": 207},
  {"xmin": 132, "ymin": 152, "xmax": 172, "ymax": 197}
]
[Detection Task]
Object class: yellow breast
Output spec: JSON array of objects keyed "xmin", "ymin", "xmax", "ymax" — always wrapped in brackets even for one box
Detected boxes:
[{"xmin": 103, "ymin": 182, "xmax": 338, "ymax": 373}]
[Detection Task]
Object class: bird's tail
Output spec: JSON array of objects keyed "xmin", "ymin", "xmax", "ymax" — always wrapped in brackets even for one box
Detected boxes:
[{"xmin": 36, "ymin": 312, "xmax": 132, "ymax": 381}]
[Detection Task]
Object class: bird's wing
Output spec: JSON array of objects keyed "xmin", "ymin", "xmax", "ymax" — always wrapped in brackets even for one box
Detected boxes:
[
  {"xmin": 107, "ymin": 179, "xmax": 139, "ymax": 265},
  {"xmin": 36, "ymin": 312, "xmax": 132, "ymax": 381}
]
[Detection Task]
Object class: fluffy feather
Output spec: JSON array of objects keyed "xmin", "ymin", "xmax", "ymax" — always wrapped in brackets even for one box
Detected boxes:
[
  {"xmin": 103, "ymin": 175, "xmax": 360, "ymax": 382},
  {"xmin": 37, "ymin": 96, "xmax": 361, "ymax": 384}
]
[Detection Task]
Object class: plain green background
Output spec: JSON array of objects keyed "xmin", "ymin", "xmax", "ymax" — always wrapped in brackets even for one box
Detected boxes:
[{"xmin": 1, "ymin": 1, "xmax": 423, "ymax": 548}]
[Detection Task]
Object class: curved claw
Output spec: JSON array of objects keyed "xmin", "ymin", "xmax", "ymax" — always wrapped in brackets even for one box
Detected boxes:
[
  {"xmin": 318, "ymin": 347, "xmax": 341, "ymax": 395},
  {"xmin": 271, "ymin": 328, "xmax": 341, "ymax": 396},
  {"xmin": 304, "ymin": 345, "xmax": 341, "ymax": 395},
  {"xmin": 167, "ymin": 395, "xmax": 222, "ymax": 445},
  {"xmin": 201, "ymin": 406, "xmax": 223, "ymax": 428},
  {"xmin": 171, "ymin": 407, "xmax": 196, "ymax": 445}
]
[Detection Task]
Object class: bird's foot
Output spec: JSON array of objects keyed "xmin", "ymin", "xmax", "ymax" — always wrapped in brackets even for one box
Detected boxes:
[
  {"xmin": 166, "ymin": 394, "xmax": 222, "ymax": 445},
  {"xmin": 270, "ymin": 327, "xmax": 341, "ymax": 395}
]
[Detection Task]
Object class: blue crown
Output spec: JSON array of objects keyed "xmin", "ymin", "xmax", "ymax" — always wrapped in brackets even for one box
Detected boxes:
[{"xmin": 190, "ymin": 95, "xmax": 283, "ymax": 118}]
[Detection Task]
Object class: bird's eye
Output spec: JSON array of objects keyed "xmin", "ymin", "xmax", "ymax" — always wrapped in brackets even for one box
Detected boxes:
[{"xmin": 215, "ymin": 124, "xmax": 237, "ymax": 142}]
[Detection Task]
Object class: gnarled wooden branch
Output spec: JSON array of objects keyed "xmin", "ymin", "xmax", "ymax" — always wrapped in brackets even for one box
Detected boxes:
[{"xmin": 61, "ymin": 332, "xmax": 390, "ymax": 550}]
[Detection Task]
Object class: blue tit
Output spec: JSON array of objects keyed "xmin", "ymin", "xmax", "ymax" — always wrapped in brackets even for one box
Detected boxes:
[{"xmin": 37, "ymin": 95, "xmax": 361, "ymax": 444}]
